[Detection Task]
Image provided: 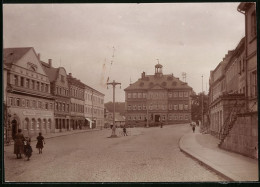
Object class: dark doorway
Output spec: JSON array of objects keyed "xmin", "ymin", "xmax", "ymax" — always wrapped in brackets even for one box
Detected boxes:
[
  {"xmin": 155, "ymin": 115, "xmax": 160, "ymax": 122},
  {"xmin": 11, "ymin": 120, "xmax": 18, "ymax": 139}
]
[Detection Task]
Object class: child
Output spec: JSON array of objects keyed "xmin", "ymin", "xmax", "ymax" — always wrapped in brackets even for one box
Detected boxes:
[{"xmin": 24, "ymin": 138, "xmax": 33, "ymax": 161}]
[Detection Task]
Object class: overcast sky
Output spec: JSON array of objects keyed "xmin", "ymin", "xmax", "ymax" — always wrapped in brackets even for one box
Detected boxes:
[{"xmin": 3, "ymin": 3, "xmax": 245, "ymax": 102}]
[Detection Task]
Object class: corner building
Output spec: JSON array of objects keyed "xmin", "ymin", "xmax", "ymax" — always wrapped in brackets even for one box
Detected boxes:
[
  {"xmin": 3, "ymin": 47, "xmax": 54, "ymax": 138},
  {"xmin": 124, "ymin": 64, "xmax": 193, "ymax": 126}
]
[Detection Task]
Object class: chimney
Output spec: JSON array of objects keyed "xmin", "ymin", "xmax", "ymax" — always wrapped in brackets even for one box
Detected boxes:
[
  {"xmin": 141, "ymin": 71, "xmax": 145, "ymax": 79},
  {"xmin": 48, "ymin": 59, "xmax": 52, "ymax": 67},
  {"xmin": 38, "ymin": 53, "xmax": 40, "ymax": 60}
]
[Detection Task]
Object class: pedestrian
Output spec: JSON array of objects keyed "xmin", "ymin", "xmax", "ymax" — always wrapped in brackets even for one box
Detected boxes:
[
  {"xmin": 13, "ymin": 129, "xmax": 25, "ymax": 159},
  {"xmin": 36, "ymin": 132, "xmax": 45, "ymax": 154},
  {"xmin": 24, "ymin": 138, "xmax": 33, "ymax": 161},
  {"xmin": 123, "ymin": 126, "xmax": 128, "ymax": 136},
  {"xmin": 192, "ymin": 122, "xmax": 196, "ymax": 133}
]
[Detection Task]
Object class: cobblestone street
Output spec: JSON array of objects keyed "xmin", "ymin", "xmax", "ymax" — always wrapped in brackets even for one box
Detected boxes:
[{"xmin": 4, "ymin": 124, "xmax": 226, "ymax": 182}]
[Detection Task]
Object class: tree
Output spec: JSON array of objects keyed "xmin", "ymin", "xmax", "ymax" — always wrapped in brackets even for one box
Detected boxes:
[
  {"xmin": 191, "ymin": 92, "xmax": 209, "ymax": 122},
  {"xmin": 104, "ymin": 102, "xmax": 125, "ymax": 116}
]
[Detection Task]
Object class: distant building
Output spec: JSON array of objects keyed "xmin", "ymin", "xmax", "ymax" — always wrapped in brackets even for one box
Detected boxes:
[
  {"xmin": 41, "ymin": 60, "xmax": 71, "ymax": 132},
  {"xmin": 84, "ymin": 85, "xmax": 105, "ymax": 129},
  {"xmin": 3, "ymin": 47, "xmax": 55, "ymax": 137},
  {"xmin": 124, "ymin": 64, "xmax": 193, "ymax": 126},
  {"xmin": 104, "ymin": 109, "xmax": 125, "ymax": 127}
]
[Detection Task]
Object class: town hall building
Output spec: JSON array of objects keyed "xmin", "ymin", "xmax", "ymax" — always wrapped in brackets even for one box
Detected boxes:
[{"xmin": 124, "ymin": 64, "xmax": 193, "ymax": 126}]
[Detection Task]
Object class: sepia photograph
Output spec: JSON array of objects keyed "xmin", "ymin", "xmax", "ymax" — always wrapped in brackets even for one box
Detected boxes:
[{"xmin": 2, "ymin": 1, "xmax": 258, "ymax": 183}]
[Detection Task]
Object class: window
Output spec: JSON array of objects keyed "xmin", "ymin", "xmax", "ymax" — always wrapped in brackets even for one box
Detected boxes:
[
  {"xmin": 169, "ymin": 104, "xmax": 172, "ymax": 110},
  {"xmin": 26, "ymin": 100, "xmax": 30, "ymax": 107},
  {"xmin": 143, "ymin": 93, "xmax": 147, "ymax": 98},
  {"xmin": 251, "ymin": 11, "xmax": 256, "ymax": 38},
  {"xmin": 128, "ymin": 116, "xmax": 131, "ymax": 120},
  {"xmin": 50, "ymin": 103, "xmax": 53, "ymax": 110},
  {"xmin": 168, "ymin": 114, "xmax": 172, "ymax": 120},
  {"xmin": 138, "ymin": 93, "xmax": 142, "ymax": 98},
  {"xmin": 25, "ymin": 79, "xmax": 29, "ymax": 88},
  {"xmin": 179, "ymin": 92, "xmax": 183, "ymax": 97},
  {"xmin": 9, "ymin": 97, "xmax": 14, "ymax": 106},
  {"xmin": 16, "ymin": 98, "xmax": 20, "ymax": 106},
  {"xmin": 41, "ymin": 83, "xmax": 44, "ymax": 91},
  {"xmin": 184, "ymin": 92, "xmax": 188, "ymax": 97},
  {"xmin": 45, "ymin": 103, "xmax": 48, "ymax": 110},
  {"xmin": 32, "ymin": 100, "xmax": 36, "ymax": 108},
  {"xmin": 174, "ymin": 105, "xmax": 178, "ymax": 110},
  {"xmin": 143, "ymin": 104, "xmax": 146, "ymax": 110},
  {"xmin": 138, "ymin": 105, "xmax": 142, "ymax": 110},
  {"xmin": 184, "ymin": 104, "xmax": 188, "ymax": 110},
  {"xmin": 179, "ymin": 115, "xmax": 183, "ymax": 120},
  {"xmin": 185, "ymin": 115, "xmax": 189, "ymax": 120},
  {"xmin": 133, "ymin": 93, "xmax": 137, "ymax": 98},
  {"xmin": 38, "ymin": 101, "xmax": 42, "ymax": 108},
  {"xmin": 36, "ymin": 82, "xmax": 40, "ymax": 90},
  {"xmin": 168, "ymin": 92, "xmax": 172, "ymax": 98},
  {"xmin": 174, "ymin": 92, "xmax": 178, "ymax": 97},
  {"xmin": 133, "ymin": 105, "xmax": 137, "ymax": 110},
  {"xmin": 55, "ymin": 103, "xmax": 58, "ymax": 111},
  {"xmin": 14, "ymin": 75, "xmax": 18, "ymax": 86},
  {"xmin": 251, "ymin": 70, "xmax": 257, "ymax": 97},
  {"xmin": 20, "ymin": 77, "xmax": 24, "ymax": 87},
  {"xmin": 31, "ymin": 80, "xmax": 34, "ymax": 89}
]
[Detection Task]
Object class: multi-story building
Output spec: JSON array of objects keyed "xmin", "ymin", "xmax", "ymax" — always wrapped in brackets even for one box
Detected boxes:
[
  {"xmin": 67, "ymin": 73, "xmax": 85, "ymax": 130},
  {"xmin": 84, "ymin": 85, "xmax": 105, "ymax": 129},
  {"xmin": 238, "ymin": 2, "xmax": 257, "ymax": 112},
  {"xmin": 208, "ymin": 3, "xmax": 257, "ymax": 158},
  {"xmin": 3, "ymin": 47, "xmax": 55, "ymax": 138},
  {"xmin": 124, "ymin": 64, "xmax": 192, "ymax": 126},
  {"xmin": 208, "ymin": 40, "xmax": 246, "ymax": 136},
  {"xmin": 41, "ymin": 60, "xmax": 71, "ymax": 132}
]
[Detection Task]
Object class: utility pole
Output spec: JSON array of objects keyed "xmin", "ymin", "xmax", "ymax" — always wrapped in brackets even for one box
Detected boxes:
[
  {"xmin": 107, "ymin": 80, "xmax": 121, "ymax": 137},
  {"xmin": 201, "ymin": 75, "xmax": 204, "ymax": 128}
]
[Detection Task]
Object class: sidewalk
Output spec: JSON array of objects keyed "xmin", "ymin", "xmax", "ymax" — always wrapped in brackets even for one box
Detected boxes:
[
  {"xmin": 5, "ymin": 128, "xmax": 101, "ymax": 146},
  {"xmin": 179, "ymin": 130, "xmax": 258, "ymax": 181}
]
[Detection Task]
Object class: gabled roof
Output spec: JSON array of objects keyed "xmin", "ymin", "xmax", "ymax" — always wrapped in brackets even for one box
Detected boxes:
[
  {"xmin": 40, "ymin": 61, "xmax": 59, "ymax": 82},
  {"xmin": 3, "ymin": 47, "xmax": 32, "ymax": 65},
  {"xmin": 124, "ymin": 74, "xmax": 192, "ymax": 91}
]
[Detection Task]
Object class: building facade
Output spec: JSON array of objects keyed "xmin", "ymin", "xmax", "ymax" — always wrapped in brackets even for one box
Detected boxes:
[
  {"xmin": 41, "ymin": 60, "xmax": 71, "ymax": 132},
  {"xmin": 84, "ymin": 86, "xmax": 105, "ymax": 129},
  {"xmin": 3, "ymin": 47, "xmax": 55, "ymax": 138},
  {"xmin": 238, "ymin": 2, "xmax": 257, "ymax": 112},
  {"xmin": 208, "ymin": 2, "xmax": 257, "ymax": 158},
  {"xmin": 67, "ymin": 73, "xmax": 85, "ymax": 130},
  {"xmin": 124, "ymin": 64, "xmax": 192, "ymax": 126}
]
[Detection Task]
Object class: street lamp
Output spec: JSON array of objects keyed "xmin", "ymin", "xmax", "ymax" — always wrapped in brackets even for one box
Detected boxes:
[{"xmin": 107, "ymin": 80, "xmax": 121, "ymax": 137}]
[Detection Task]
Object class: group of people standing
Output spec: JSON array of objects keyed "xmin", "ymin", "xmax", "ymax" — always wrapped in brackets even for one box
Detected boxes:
[{"xmin": 13, "ymin": 129, "xmax": 45, "ymax": 161}]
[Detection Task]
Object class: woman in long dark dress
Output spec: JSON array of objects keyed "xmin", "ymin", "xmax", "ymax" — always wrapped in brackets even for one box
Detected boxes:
[
  {"xmin": 36, "ymin": 133, "xmax": 45, "ymax": 154},
  {"xmin": 13, "ymin": 129, "xmax": 25, "ymax": 159}
]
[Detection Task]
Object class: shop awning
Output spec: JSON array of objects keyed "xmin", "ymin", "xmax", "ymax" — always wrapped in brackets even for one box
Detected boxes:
[{"xmin": 85, "ymin": 118, "xmax": 93, "ymax": 123}]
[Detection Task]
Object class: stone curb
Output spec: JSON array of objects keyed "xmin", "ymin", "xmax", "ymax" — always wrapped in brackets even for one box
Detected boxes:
[
  {"xmin": 178, "ymin": 134, "xmax": 235, "ymax": 181},
  {"xmin": 4, "ymin": 129, "xmax": 101, "ymax": 146}
]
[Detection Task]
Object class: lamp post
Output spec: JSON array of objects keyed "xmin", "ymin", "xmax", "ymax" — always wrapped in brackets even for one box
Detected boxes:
[{"xmin": 107, "ymin": 80, "xmax": 121, "ymax": 137}]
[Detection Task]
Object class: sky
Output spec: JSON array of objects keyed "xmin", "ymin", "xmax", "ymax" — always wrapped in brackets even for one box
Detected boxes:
[{"xmin": 3, "ymin": 3, "xmax": 245, "ymax": 102}]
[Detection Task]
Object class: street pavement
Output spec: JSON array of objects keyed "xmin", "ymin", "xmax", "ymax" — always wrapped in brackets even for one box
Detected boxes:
[
  {"xmin": 179, "ymin": 126, "xmax": 258, "ymax": 181},
  {"xmin": 4, "ymin": 124, "xmax": 226, "ymax": 182}
]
